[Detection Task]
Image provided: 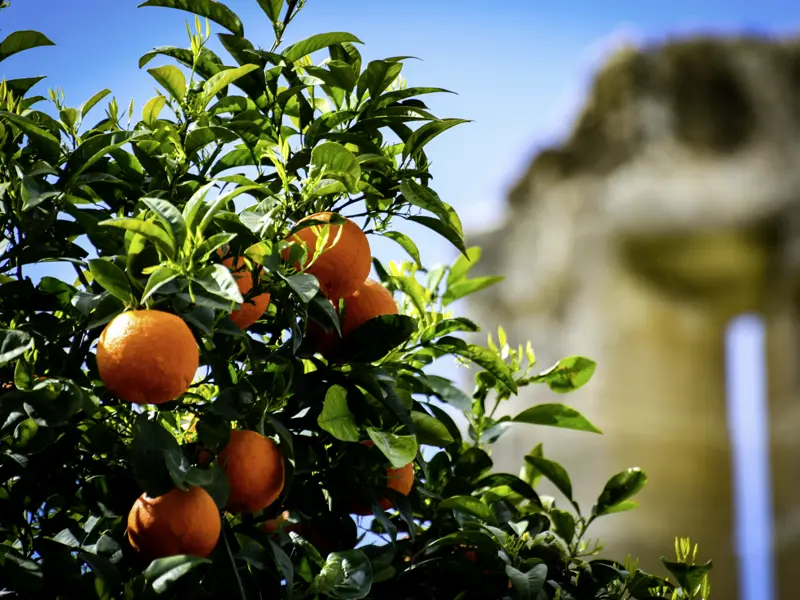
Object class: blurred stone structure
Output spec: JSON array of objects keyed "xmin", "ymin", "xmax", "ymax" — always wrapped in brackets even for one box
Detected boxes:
[{"xmin": 466, "ymin": 37, "xmax": 800, "ymax": 600}]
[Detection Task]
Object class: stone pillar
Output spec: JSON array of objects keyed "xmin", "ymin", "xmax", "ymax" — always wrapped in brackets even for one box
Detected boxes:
[{"xmin": 465, "ymin": 35, "xmax": 800, "ymax": 600}]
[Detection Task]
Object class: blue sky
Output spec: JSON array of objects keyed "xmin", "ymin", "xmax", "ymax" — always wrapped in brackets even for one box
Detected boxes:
[{"xmin": 2, "ymin": 2, "xmax": 791, "ymax": 598}]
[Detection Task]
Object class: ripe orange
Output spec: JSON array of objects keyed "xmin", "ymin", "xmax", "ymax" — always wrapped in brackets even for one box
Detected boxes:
[
  {"xmin": 350, "ymin": 440, "xmax": 415, "ymax": 515},
  {"xmin": 222, "ymin": 255, "xmax": 271, "ymax": 330},
  {"xmin": 336, "ymin": 278, "xmax": 398, "ymax": 337},
  {"xmin": 127, "ymin": 486, "xmax": 220, "ymax": 559},
  {"xmin": 309, "ymin": 279, "xmax": 398, "ymax": 358},
  {"xmin": 283, "ymin": 212, "xmax": 371, "ymax": 299},
  {"xmin": 96, "ymin": 310, "xmax": 199, "ymax": 405},
  {"xmin": 218, "ymin": 429, "xmax": 285, "ymax": 513}
]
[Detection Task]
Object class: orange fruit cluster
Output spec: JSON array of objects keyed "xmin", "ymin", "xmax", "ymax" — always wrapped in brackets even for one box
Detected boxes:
[{"xmin": 126, "ymin": 429, "xmax": 286, "ymax": 560}]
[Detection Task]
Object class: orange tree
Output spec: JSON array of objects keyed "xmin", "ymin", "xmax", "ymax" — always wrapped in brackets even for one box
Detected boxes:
[{"xmin": 0, "ymin": 1, "xmax": 713, "ymax": 599}]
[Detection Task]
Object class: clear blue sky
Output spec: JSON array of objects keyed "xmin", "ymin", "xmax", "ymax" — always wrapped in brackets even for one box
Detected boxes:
[{"xmin": 3, "ymin": 2, "xmax": 792, "ymax": 598}]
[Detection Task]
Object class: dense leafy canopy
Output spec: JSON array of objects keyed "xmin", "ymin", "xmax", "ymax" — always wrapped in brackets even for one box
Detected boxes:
[{"xmin": 0, "ymin": 1, "xmax": 712, "ymax": 599}]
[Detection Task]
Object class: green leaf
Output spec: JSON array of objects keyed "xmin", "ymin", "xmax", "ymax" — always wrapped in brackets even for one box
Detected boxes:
[
  {"xmin": 410, "ymin": 411, "xmax": 453, "ymax": 447},
  {"xmin": 400, "ymin": 180, "xmax": 463, "ymax": 238},
  {"xmin": 403, "ymin": 118, "xmax": 470, "ymax": 161},
  {"xmin": 438, "ymin": 495, "xmax": 497, "ymax": 525},
  {"xmin": 407, "ymin": 215, "xmax": 467, "ymax": 257},
  {"xmin": 519, "ymin": 443, "xmax": 543, "ymax": 488},
  {"xmin": 357, "ymin": 60, "xmax": 403, "ymax": 101},
  {"xmin": 64, "ymin": 130, "xmax": 148, "ymax": 182},
  {"xmin": 419, "ymin": 375, "xmax": 472, "ymax": 412},
  {"xmin": 365, "ymin": 428, "xmax": 417, "ymax": 469},
  {"xmin": 182, "ymin": 180, "xmax": 217, "ymax": 231},
  {"xmin": 310, "ymin": 141, "xmax": 361, "ymax": 193},
  {"xmin": 88, "ymin": 259, "xmax": 134, "ymax": 304},
  {"xmin": 375, "ymin": 86, "xmax": 454, "ymax": 109},
  {"xmin": 442, "ymin": 276, "xmax": 503, "ymax": 306},
  {"xmin": 99, "ymin": 218, "xmax": 176, "ymax": 259},
  {"xmin": 337, "ymin": 315, "xmax": 417, "ymax": 363},
  {"xmin": 420, "ymin": 317, "xmax": 479, "ymax": 343},
  {"xmin": 527, "ymin": 356, "xmax": 597, "ymax": 394},
  {"xmin": 426, "ymin": 530, "xmax": 497, "ymax": 553},
  {"xmin": 130, "ymin": 415, "xmax": 181, "ymax": 497},
  {"xmin": 506, "ymin": 564, "xmax": 547, "ymax": 600},
  {"xmin": 0, "ymin": 30, "xmax": 55, "ymax": 63},
  {"xmin": 313, "ymin": 550, "xmax": 372, "ymax": 599},
  {"xmin": 202, "ymin": 64, "xmax": 260, "ymax": 105},
  {"xmin": 513, "ymin": 403, "xmax": 601, "ymax": 434},
  {"xmin": 142, "ymin": 95, "xmax": 167, "ymax": 126},
  {"xmin": 524, "ymin": 456, "xmax": 572, "ymax": 501},
  {"xmin": 139, "ymin": 46, "xmax": 224, "ymax": 81},
  {"xmin": 138, "ymin": 0, "xmax": 244, "ymax": 36},
  {"xmin": 197, "ymin": 185, "xmax": 260, "ymax": 235},
  {"xmin": 285, "ymin": 273, "xmax": 319, "ymax": 303},
  {"xmin": 659, "ymin": 559, "xmax": 713, "ymax": 594},
  {"xmin": 381, "ymin": 231, "xmax": 421, "ymax": 268},
  {"xmin": 457, "ymin": 344, "xmax": 517, "ymax": 393},
  {"xmin": 284, "ymin": 32, "xmax": 363, "ymax": 64},
  {"xmin": 147, "ymin": 65, "xmax": 186, "ymax": 103},
  {"xmin": 144, "ymin": 555, "xmax": 212, "ymax": 594},
  {"xmin": 550, "ymin": 508, "xmax": 576, "ymax": 542},
  {"xmin": 141, "ymin": 198, "xmax": 187, "ymax": 252},
  {"xmin": 195, "ymin": 264, "xmax": 245, "ymax": 304},
  {"xmin": 256, "ymin": 0, "xmax": 283, "ymax": 22},
  {"xmin": 0, "ymin": 110, "xmax": 61, "ymax": 164},
  {"xmin": 78, "ymin": 88, "xmax": 111, "ymax": 119},
  {"xmin": 0, "ymin": 330, "xmax": 33, "ymax": 367},
  {"xmin": 317, "ymin": 385, "xmax": 359, "ymax": 442},
  {"xmin": 594, "ymin": 468, "xmax": 647, "ymax": 517},
  {"xmin": 141, "ymin": 266, "xmax": 180, "ymax": 304}
]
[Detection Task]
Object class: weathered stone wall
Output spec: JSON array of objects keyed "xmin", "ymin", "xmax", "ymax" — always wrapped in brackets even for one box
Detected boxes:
[{"xmin": 466, "ymin": 36, "xmax": 800, "ymax": 600}]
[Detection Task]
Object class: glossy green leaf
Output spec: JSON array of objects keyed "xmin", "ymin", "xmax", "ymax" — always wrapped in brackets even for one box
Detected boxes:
[
  {"xmin": 313, "ymin": 550, "xmax": 372, "ymax": 599},
  {"xmin": 381, "ymin": 231, "xmax": 422, "ymax": 268},
  {"xmin": 99, "ymin": 218, "xmax": 176, "ymax": 259},
  {"xmin": 138, "ymin": 0, "xmax": 244, "ymax": 36},
  {"xmin": 439, "ymin": 495, "xmax": 497, "ymax": 525},
  {"xmin": 309, "ymin": 141, "xmax": 361, "ymax": 193},
  {"xmin": 88, "ymin": 259, "xmax": 134, "ymax": 304},
  {"xmin": 357, "ymin": 60, "xmax": 402, "ymax": 101},
  {"xmin": 144, "ymin": 555, "xmax": 212, "ymax": 594},
  {"xmin": 0, "ymin": 330, "xmax": 33, "ymax": 367},
  {"xmin": 256, "ymin": 0, "xmax": 283, "ymax": 22},
  {"xmin": 142, "ymin": 95, "xmax": 167, "ymax": 126},
  {"xmin": 527, "ymin": 356, "xmax": 597, "ymax": 394},
  {"xmin": 594, "ymin": 468, "xmax": 647, "ymax": 517},
  {"xmin": 64, "ymin": 130, "xmax": 148, "ymax": 182},
  {"xmin": 365, "ymin": 428, "xmax": 417, "ymax": 469},
  {"xmin": 410, "ymin": 411, "xmax": 453, "ymax": 447},
  {"xmin": 285, "ymin": 273, "xmax": 319, "ymax": 303},
  {"xmin": 141, "ymin": 266, "xmax": 180, "ymax": 304},
  {"xmin": 524, "ymin": 456, "xmax": 572, "ymax": 501},
  {"xmin": 0, "ymin": 30, "xmax": 55, "ymax": 63},
  {"xmin": 78, "ymin": 88, "xmax": 111, "ymax": 119},
  {"xmin": 513, "ymin": 403, "xmax": 601, "ymax": 434},
  {"xmin": 141, "ymin": 198, "xmax": 187, "ymax": 252},
  {"xmin": 197, "ymin": 185, "xmax": 260, "ymax": 234},
  {"xmin": 284, "ymin": 32, "xmax": 363, "ymax": 64},
  {"xmin": 420, "ymin": 317, "xmax": 479, "ymax": 343},
  {"xmin": 147, "ymin": 65, "xmax": 186, "ymax": 103},
  {"xmin": 317, "ymin": 385, "xmax": 359, "ymax": 442},
  {"xmin": 402, "ymin": 118, "xmax": 470, "ymax": 161},
  {"xmin": 0, "ymin": 110, "xmax": 61, "ymax": 163},
  {"xmin": 202, "ymin": 64, "xmax": 260, "ymax": 104},
  {"xmin": 506, "ymin": 564, "xmax": 547, "ymax": 600},
  {"xmin": 407, "ymin": 215, "xmax": 467, "ymax": 257},
  {"xmin": 442, "ymin": 275, "xmax": 503, "ymax": 306},
  {"xmin": 194, "ymin": 264, "xmax": 244, "ymax": 304}
]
